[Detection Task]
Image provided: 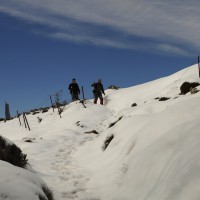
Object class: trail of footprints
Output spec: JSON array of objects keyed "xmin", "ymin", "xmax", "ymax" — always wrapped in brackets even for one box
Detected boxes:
[
  {"xmin": 51, "ymin": 141, "xmax": 100, "ymax": 200},
  {"xmin": 49, "ymin": 115, "xmax": 114, "ymax": 200}
]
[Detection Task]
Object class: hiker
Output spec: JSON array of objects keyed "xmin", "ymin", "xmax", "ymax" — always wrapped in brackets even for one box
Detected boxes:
[
  {"xmin": 91, "ymin": 79, "xmax": 105, "ymax": 105},
  {"xmin": 68, "ymin": 78, "xmax": 80, "ymax": 101}
]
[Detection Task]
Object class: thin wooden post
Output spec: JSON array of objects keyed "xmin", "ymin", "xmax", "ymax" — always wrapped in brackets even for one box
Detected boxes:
[
  {"xmin": 5, "ymin": 102, "xmax": 11, "ymax": 120},
  {"xmin": 198, "ymin": 56, "xmax": 200, "ymax": 78},
  {"xmin": 17, "ymin": 110, "xmax": 21, "ymax": 126},
  {"xmin": 23, "ymin": 113, "xmax": 27, "ymax": 128},
  {"xmin": 24, "ymin": 113, "xmax": 30, "ymax": 131},
  {"xmin": 56, "ymin": 102, "xmax": 62, "ymax": 118},
  {"xmin": 23, "ymin": 113, "xmax": 30, "ymax": 131},
  {"xmin": 82, "ymin": 86, "xmax": 85, "ymax": 100},
  {"xmin": 50, "ymin": 95, "xmax": 55, "ymax": 112}
]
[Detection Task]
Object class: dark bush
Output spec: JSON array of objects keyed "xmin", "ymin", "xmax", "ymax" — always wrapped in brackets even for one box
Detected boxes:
[
  {"xmin": 30, "ymin": 109, "xmax": 40, "ymax": 112},
  {"xmin": 0, "ymin": 136, "xmax": 28, "ymax": 168},
  {"xmin": 159, "ymin": 97, "xmax": 170, "ymax": 101},
  {"xmin": 0, "ymin": 118, "xmax": 5, "ymax": 122},
  {"xmin": 24, "ymin": 112, "xmax": 31, "ymax": 115},
  {"xmin": 109, "ymin": 116, "xmax": 123, "ymax": 128},
  {"xmin": 32, "ymin": 111, "xmax": 40, "ymax": 115},
  {"xmin": 155, "ymin": 97, "xmax": 170, "ymax": 101},
  {"xmin": 84, "ymin": 130, "xmax": 99, "ymax": 134},
  {"xmin": 158, "ymin": 97, "xmax": 170, "ymax": 101},
  {"xmin": 180, "ymin": 82, "xmax": 200, "ymax": 94},
  {"xmin": 103, "ymin": 134, "xmax": 114, "ymax": 151},
  {"xmin": 24, "ymin": 139, "xmax": 33, "ymax": 143},
  {"xmin": 37, "ymin": 117, "xmax": 43, "ymax": 123},
  {"xmin": 42, "ymin": 108, "xmax": 49, "ymax": 113},
  {"xmin": 131, "ymin": 103, "xmax": 137, "ymax": 107},
  {"xmin": 57, "ymin": 101, "xmax": 67, "ymax": 107},
  {"xmin": 108, "ymin": 85, "xmax": 120, "ymax": 90}
]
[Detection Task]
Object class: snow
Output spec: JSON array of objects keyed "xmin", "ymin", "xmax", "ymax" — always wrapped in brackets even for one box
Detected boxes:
[{"xmin": 1, "ymin": 64, "xmax": 200, "ymax": 199}]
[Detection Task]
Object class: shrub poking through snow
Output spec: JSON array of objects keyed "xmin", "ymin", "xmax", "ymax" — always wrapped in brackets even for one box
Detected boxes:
[
  {"xmin": 190, "ymin": 87, "xmax": 199, "ymax": 94},
  {"xmin": 84, "ymin": 130, "xmax": 99, "ymax": 134},
  {"xmin": 42, "ymin": 108, "xmax": 49, "ymax": 113},
  {"xmin": 180, "ymin": 82, "xmax": 200, "ymax": 94},
  {"xmin": 155, "ymin": 97, "xmax": 170, "ymax": 101},
  {"xmin": 131, "ymin": 103, "xmax": 137, "ymax": 107},
  {"xmin": 159, "ymin": 97, "xmax": 170, "ymax": 101},
  {"xmin": 103, "ymin": 134, "xmax": 114, "ymax": 151},
  {"xmin": 108, "ymin": 85, "xmax": 120, "ymax": 90},
  {"xmin": 38, "ymin": 117, "xmax": 43, "ymax": 123},
  {"xmin": 0, "ymin": 136, "xmax": 28, "ymax": 168},
  {"xmin": 32, "ymin": 111, "xmax": 40, "ymax": 115},
  {"xmin": 109, "ymin": 116, "xmax": 123, "ymax": 128}
]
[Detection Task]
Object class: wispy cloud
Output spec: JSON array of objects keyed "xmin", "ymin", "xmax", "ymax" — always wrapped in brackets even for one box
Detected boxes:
[
  {"xmin": 157, "ymin": 44, "xmax": 190, "ymax": 57},
  {"xmin": 48, "ymin": 32, "xmax": 136, "ymax": 49},
  {"xmin": 0, "ymin": 0, "xmax": 199, "ymax": 55}
]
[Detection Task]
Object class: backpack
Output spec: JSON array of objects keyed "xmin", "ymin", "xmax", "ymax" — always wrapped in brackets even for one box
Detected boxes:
[
  {"xmin": 92, "ymin": 83, "xmax": 102, "ymax": 94},
  {"xmin": 92, "ymin": 83, "xmax": 98, "ymax": 93}
]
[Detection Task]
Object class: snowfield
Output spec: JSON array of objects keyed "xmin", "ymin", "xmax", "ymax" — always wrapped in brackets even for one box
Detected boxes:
[{"xmin": 1, "ymin": 64, "xmax": 200, "ymax": 200}]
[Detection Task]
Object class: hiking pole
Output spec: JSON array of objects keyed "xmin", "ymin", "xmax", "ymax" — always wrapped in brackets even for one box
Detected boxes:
[
  {"xmin": 17, "ymin": 110, "xmax": 21, "ymax": 126},
  {"xmin": 82, "ymin": 86, "xmax": 85, "ymax": 100},
  {"xmin": 24, "ymin": 113, "xmax": 31, "ymax": 131},
  {"xmin": 198, "ymin": 56, "xmax": 200, "ymax": 78},
  {"xmin": 79, "ymin": 100, "xmax": 86, "ymax": 108}
]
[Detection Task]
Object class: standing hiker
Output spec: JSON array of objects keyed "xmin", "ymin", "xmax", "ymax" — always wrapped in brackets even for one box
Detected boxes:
[
  {"xmin": 68, "ymin": 78, "xmax": 80, "ymax": 101},
  {"xmin": 91, "ymin": 79, "xmax": 105, "ymax": 105}
]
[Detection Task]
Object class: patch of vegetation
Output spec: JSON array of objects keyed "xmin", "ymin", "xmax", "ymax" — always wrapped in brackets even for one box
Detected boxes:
[
  {"xmin": 24, "ymin": 139, "xmax": 33, "ymax": 143},
  {"xmin": 131, "ymin": 103, "xmax": 137, "ymax": 107},
  {"xmin": 0, "ymin": 118, "xmax": 5, "ymax": 122},
  {"xmin": 108, "ymin": 85, "xmax": 120, "ymax": 90},
  {"xmin": 109, "ymin": 116, "xmax": 123, "ymax": 128},
  {"xmin": 190, "ymin": 87, "xmax": 199, "ymax": 94},
  {"xmin": 24, "ymin": 112, "xmax": 31, "ymax": 115},
  {"xmin": 102, "ymin": 134, "xmax": 114, "ymax": 151},
  {"xmin": 180, "ymin": 82, "xmax": 200, "ymax": 94},
  {"xmin": 0, "ymin": 136, "xmax": 28, "ymax": 168},
  {"xmin": 84, "ymin": 130, "xmax": 99, "ymax": 134},
  {"xmin": 159, "ymin": 97, "xmax": 170, "ymax": 101},
  {"xmin": 155, "ymin": 97, "xmax": 170, "ymax": 101},
  {"xmin": 30, "ymin": 109, "xmax": 39, "ymax": 112},
  {"xmin": 23, "ymin": 137, "xmax": 36, "ymax": 143},
  {"xmin": 42, "ymin": 108, "xmax": 49, "ymax": 113},
  {"xmin": 37, "ymin": 117, "xmax": 43, "ymax": 123},
  {"xmin": 32, "ymin": 111, "xmax": 40, "ymax": 115}
]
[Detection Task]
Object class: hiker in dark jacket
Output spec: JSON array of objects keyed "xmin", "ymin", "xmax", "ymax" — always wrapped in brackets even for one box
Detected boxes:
[
  {"xmin": 91, "ymin": 79, "xmax": 105, "ymax": 105},
  {"xmin": 68, "ymin": 78, "xmax": 80, "ymax": 101}
]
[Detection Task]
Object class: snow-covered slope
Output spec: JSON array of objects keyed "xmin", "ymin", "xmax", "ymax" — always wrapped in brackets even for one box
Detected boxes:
[
  {"xmin": 1, "ymin": 64, "xmax": 200, "ymax": 200},
  {"xmin": 104, "ymin": 64, "xmax": 199, "ymax": 111}
]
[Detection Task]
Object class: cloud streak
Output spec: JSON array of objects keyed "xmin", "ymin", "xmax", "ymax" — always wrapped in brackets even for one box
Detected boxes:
[{"xmin": 0, "ymin": 0, "xmax": 199, "ymax": 55}]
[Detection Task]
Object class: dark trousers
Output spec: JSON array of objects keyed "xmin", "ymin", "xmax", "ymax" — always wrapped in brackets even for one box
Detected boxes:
[
  {"xmin": 71, "ymin": 92, "xmax": 79, "ymax": 101},
  {"xmin": 94, "ymin": 93, "xmax": 103, "ymax": 105}
]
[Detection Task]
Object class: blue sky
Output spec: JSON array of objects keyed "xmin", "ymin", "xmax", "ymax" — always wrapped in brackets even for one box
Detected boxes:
[{"xmin": 0, "ymin": 0, "xmax": 199, "ymax": 118}]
